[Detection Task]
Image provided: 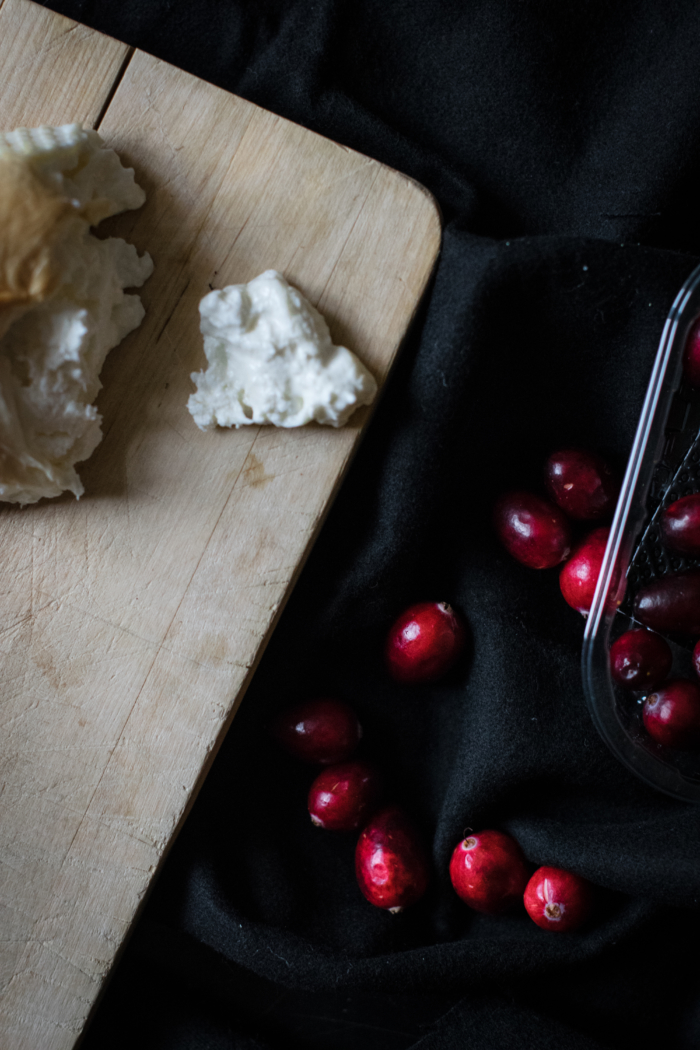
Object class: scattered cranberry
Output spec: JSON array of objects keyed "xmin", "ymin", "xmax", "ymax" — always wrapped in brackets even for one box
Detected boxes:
[
  {"xmin": 493, "ymin": 491, "xmax": 572, "ymax": 569},
  {"xmin": 544, "ymin": 448, "xmax": 620, "ymax": 522},
  {"xmin": 609, "ymin": 628, "xmax": 672, "ymax": 692},
  {"xmin": 642, "ymin": 679, "xmax": 700, "ymax": 749},
  {"xmin": 448, "ymin": 829, "xmax": 529, "ymax": 914},
  {"xmin": 271, "ymin": 698, "xmax": 362, "ymax": 764},
  {"xmin": 659, "ymin": 494, "xmax": 700, "ymax": 556},
  {"xmin": 355, "ymin": 805, "xmax": 430, "ymax": 912},
  {"xmin": 523, "ymin": 866, "xmax": 593, "ymax": 932},
  {"xmin": 559, "ymin": 527, "xmax": 619, "ymax": 616},
  {"xmin": 682, "ymin": 316, "xmax": 700, "ymax": 387},
  {"xmin": 385, "ymin": 601, "xmax": 466, "ymax": 684},
  {"xmin": 307, "ymin": 761, "xmax": 383, "ymax": 831},
  {"xmin": 634, "ymin": 569, "xmax": 700, "ymax": 636}
]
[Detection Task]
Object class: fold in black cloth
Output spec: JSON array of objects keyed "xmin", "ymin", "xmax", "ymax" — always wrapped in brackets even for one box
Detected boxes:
[{"xmin": 42, "ymin": 1, "xmax": 700, "ymax": 1046}]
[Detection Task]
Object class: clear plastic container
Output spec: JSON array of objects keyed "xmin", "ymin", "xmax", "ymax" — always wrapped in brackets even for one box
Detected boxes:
[{"xmin": 582, "ymin": 262, "xmax": 700, "ymax": 802}]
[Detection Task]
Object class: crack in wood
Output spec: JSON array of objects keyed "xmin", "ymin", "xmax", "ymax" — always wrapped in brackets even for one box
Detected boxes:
[{"xmin": 94, "ymin": 46, "xmax": 134, "ymax": 130}]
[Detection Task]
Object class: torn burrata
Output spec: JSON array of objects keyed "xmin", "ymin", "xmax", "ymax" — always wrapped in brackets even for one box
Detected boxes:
[
  {"xmin": 0, "ymin": 123, "xmax": 153, "ymax": 505},
  {"xmin": 187, "ymin": 270, "xmax": 377, "ymax": 430}
]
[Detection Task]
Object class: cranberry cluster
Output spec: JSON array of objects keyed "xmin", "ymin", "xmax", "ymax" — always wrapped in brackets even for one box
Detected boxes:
[
  {"xmin": 493, "ymin": 448, "xmax": 621, "ymax": 615},
  {"xmin": 610, "ymin": 492, "xmax": 700, "ymax": 750},
  {"xmin": 493, "ymin": 444, "xmax": 700, "ymax": 752},
  {"xmin": 270, "ymin": 602, "xmax": 468, "ymax": 913},
  {"xmin": 272, "ymin": 604, "xmax": 595, "ymax": 930},
  {"xmin": 272, "ymin": 694, "xmax": 430, "ymax": 913},
  {"xmin": 449, "ymin": 829, "xmax": 593, "ymax": 932}
]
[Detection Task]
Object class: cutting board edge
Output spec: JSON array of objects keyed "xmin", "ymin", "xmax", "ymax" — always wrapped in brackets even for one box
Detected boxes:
[{"xmin": 101, "ymin": 42, "xmax": 444, "ymax": 248}]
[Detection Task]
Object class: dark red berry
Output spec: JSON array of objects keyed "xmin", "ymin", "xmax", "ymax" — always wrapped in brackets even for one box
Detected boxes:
[
  {"xmin": 634, "ymin": 570, "xmax": 700, "ymax": 636},
  {"xmin": 609, "ymin": 628, "xmax": 672, "ymax": 692},
  {"xmin": 272, "ymin": 698, "xmax": 362, "ymax": 764},
  {"xmin": 544, "ymin": 448, "xmax": 620, "ymax": 522},
  {"xmin": 642, "ymin": 679, "xmax": 700, "ymax": 749},
  {"xmin": 693, "ymin": 639, "xmax": 700, "ymax": 679},
  {"xmin": 448, "ymin": 829, "xmax": 529, "ymax": 914},
  {"xmin": 524, "ymin": 866, "xmax": 593, "ymax": 932},
  {"xmin": 355, "ymin": 805, "xmax": 430, "ymax": 912},
  {"xmin": 559, "ymin": 527, "xmax": 620, "ymax": 616},
  {"xmin": 307, "ymin": 761, "xmax": 383, "ymax": 831},
  {"xmin": 493, "ymin": 491, "xmax": 572, "ymax": 569},
  {"xmin": 659, "ymin": 494, "xmax": 700, "ymax": 556},
  {"xmin": 682, "ymin": 316, "xmax": 700, "ymax": 387},
  {"xmin": 385, "ymin": 602, "xmax": 466, "ymax": 684}
]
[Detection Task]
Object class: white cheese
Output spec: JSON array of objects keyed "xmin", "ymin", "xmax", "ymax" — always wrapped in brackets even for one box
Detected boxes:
[
  {"xmin": 0, "ymin": 123, "xmax": 153, "ymax": 505},
  {"xmin": 187, "ymin": 270, "xmax": 377, "ymax": 430}
]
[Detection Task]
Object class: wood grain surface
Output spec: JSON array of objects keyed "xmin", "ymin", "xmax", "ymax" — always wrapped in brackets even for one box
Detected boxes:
[{"xmin": 0, "ymin": 1, "xmax": 441, "ymax": 1046}]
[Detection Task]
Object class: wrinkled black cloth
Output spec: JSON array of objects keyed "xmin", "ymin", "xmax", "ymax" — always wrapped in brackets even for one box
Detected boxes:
[{"xmin": 40, "ymin": 1, "xmax": 700, "ymax": 1047}]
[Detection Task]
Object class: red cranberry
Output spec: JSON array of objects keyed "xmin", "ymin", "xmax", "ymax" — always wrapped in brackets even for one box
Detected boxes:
[
  {"xmin": 493, "ymin": 491, "xmax": 572, "ymax": 569},
  {"xmin": 385, "ymin": 601, "xmax": 466, "ymax": 684},
  {"xmin": 659, "ymin": 494, "xmax": 700, "ymax": 556},
  {"xmin": 307, "ymin": 761, "xmax": 383, "ymax": 831},
  {"xmin": 448, "ymin": 829, "xmax": 529, "ymax": 914},
  {"xmin": 693, "ymin": 639, "xmax": 700, "ymax": 679},
  {"xmin": 683, "ymin": 316, "xmax": 700, "ymax": 387},
  {"xmin": 523, "ymin": 866, "xmax": 593, "ymax": 932},
  {"xmin": 355, "ymin": 805, "xmax": 430, "ymax": 912},
  {"xmin": 609, "ymin": 628, "xmax": 672, "ymax": 692},
  {"xmin": 272, "ymin": 698, "xmax": 362, "ymax": 764},
  {"xmin": 544, "ymin": 448, "xmax": 620, "ymax": 521},
  {"xmin": 642, "ymin": 679, "xmax": 700, "ymax": 749},
  {"xmin": 559, "ymin": 527, "xmax": 620, "ymax": 616},
  {"xmin": 634, "ymin": 570, "xmax": 700, "ymax": 636}
]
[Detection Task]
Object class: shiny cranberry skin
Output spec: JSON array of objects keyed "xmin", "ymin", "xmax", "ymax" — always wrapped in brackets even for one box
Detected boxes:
[
  {"xmin": 272, "ymin": 698, "xmax": 362, "ymax": 764},
  {"xmin": 559, "ymin": 527, "xmax": 620, "ymax": 616},
  {"xmin": 642, "ymin": 679, "xmax": 700, "ymax": 749},
  {"xmin": 683, "ymin": 316, "xmax": 700, "ymax": 387},
  {"xmin": 385, "ymin": 601, "xmax": 466, "ymax": 684},
  {"xmin": 659, "ymin": 494, "xmax": 700, "ymax": 556},
  {"xmin": 544, "ymin": 448, "xmax": 620, "ymax": 522},
  {"xmin": 308, "ymin": 761, "xmax": 383, "ymax": 831},
  {"xmin": 448, "ymin": 829, "xmax": 529, "ymax": 914},
  {"xmin": 355, "ymin": 805, "xmax": 430, "ymax": 912},
  {"xmin": 493, "ymin": 491, "xmax": 572, "ymax": 569},
  {"xmin": 609, "ymin": 628, "xmax": 672, "ymax": 692},
  {"xmin": 634, "ymin": 570, "xmax": 700, "ymax": 636},
  {"xmin": 524, "ymin": 867, "xmax": 593, "ymax": 932},
  {"xmin": 693, "ymin": 639, "xmax": 700, "ymax": 679}
]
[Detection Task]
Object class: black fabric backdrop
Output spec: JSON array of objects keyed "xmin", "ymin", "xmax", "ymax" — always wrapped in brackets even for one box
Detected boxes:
[{"xmin": 39, "ymin": 1, "xmax": 700, "ymax": 1046}]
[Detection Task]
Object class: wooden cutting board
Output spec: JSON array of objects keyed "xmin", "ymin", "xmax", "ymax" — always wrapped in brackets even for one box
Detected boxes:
[{"xmin": 0, "ymin": 1, "xmax": 441, "ymax": 1045}]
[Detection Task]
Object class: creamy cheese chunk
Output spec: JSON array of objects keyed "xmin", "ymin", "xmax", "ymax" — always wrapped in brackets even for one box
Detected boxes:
[
  {"xmin": 187, "ymin": 270, "xmax": 377, "ymax": 430},
  {"xmin": 0, "ymin": 124, "xmax": 153, "ymax": 505}
]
